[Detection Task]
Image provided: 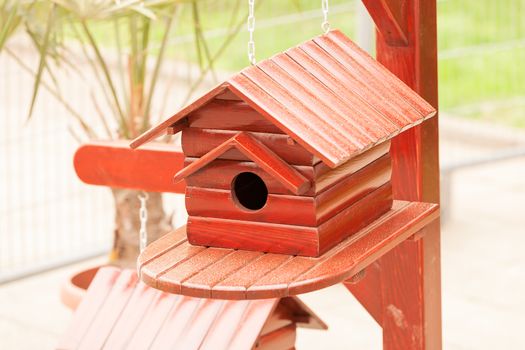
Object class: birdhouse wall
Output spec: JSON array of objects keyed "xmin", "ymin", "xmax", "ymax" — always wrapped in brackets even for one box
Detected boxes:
[
  {"xmin": 183, "ymin": 142, "xmax": 393, "ymax": 257},
  {"xmin": 185, "ymin": 153, "xmax": 391, "ymax": 226},
  {"xmin": 182, "ymin": 128, "xmax": 318, "ymax": 166},
  {"xmin": 186, "ymin": 99, "xmax": 284, "ymax": 133}
]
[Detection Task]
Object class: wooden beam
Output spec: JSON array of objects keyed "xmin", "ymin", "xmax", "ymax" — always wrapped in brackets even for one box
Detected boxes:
[
  {"xmin": 362, "ymin": 0, "xmax": 409, "ymax": 46},
  {"xmin": 348, "ymin": 1, "xmax": 442, "ymax": 349},
  {"xmin": 74, "ymin": 140, "xmax": 185, "ymax": 193}
]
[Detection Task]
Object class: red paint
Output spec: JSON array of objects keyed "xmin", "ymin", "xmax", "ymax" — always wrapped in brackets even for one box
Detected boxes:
[
  {"xmin": 74, "ymin": 140, "xmax": 185, "ymax": 193},
  {"xmin": 137, "ymin": 201, "xmax": 438, "ymax": 299},
  {"xmin": 59, "ymin": 267, "xmax": 326, "ymax": 350}
]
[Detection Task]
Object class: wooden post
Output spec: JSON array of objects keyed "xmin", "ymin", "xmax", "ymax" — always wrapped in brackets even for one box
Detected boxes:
[{"xmin": 348, "ymin": 1, "xmax": 441, "ymax": 349}]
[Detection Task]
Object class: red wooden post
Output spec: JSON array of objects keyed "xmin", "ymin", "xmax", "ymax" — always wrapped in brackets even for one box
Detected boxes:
[{"xmin": 348, "ymin": 1, "xmax": 441, "ymax": 349}]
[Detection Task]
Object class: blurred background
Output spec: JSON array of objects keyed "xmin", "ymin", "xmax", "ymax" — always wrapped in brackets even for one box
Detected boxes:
[{"xmin": 0, "ymin": 0, "xmax": 524, "ymax": 349}]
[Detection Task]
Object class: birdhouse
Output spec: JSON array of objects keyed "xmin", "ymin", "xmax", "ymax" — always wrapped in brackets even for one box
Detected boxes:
[
  {"xmin": 59, "ymin": 267, "xmax": 327, "ymax": 350},
  {"xmin": 131, "ymin": 30, "xmax": 436, "ymax": 258}
]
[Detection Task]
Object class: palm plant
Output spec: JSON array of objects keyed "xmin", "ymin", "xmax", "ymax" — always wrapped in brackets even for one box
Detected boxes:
[{"xmin": 1, "ymin": 0, "xmax": 253, "ymax": 267}]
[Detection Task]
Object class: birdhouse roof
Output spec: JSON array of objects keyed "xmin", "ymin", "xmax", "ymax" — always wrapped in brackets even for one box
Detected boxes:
[
  {"xmin": 131, "ymin": 29, "xmax": 436, "ymax": 168},
  {"xmin": 58, "ymin": 267, "xmax": 326, "ymax": 350}
]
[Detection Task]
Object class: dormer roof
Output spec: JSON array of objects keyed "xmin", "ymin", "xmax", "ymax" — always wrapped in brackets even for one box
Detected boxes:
[{"xmin": 131, "ymin": 29, "xmax": 436, "ymax": 168}]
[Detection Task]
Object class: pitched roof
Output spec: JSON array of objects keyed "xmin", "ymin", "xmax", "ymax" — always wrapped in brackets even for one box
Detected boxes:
[
  {"xmin": 58, "ymin": 267, "xmax": 326, "ymax": 350},
  {"xmin": 173, "ymin": 132, "xmax": 310, "ymax": 194},
  {"xmin": 131, "ymin": 29, "xmax": 436, "ymax": 168}
]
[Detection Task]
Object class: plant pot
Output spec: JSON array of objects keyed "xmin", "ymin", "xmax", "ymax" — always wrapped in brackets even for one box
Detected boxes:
[{"xmin": 60, "ymin": 266, "xmax": 102, "ymax": 311}]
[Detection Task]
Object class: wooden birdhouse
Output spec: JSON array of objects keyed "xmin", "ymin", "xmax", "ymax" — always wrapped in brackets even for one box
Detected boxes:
[
  {"xmin": 59, "ymin": 267, "xmax": 327, "ymax": 350},
  {"xmin": 132, "ymin": 31, "xmax": 435, "ymax": 256},
  {"xmin": 131, "ymin": 30, "xmax": 436, "ymax": 258}
]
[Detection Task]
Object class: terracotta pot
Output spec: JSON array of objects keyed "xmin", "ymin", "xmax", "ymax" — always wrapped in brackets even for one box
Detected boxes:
[{"xmin": 60, "ymin": 266, "xmax": 101, "ymax": 311}]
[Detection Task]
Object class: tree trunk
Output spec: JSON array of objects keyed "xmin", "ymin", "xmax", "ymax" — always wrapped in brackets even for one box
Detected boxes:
[{"xmin": 110, "ymin": 188, "xmax": 173, "ymax": 269}]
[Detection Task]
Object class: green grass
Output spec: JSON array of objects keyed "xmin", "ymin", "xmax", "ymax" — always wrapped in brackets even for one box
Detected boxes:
[{"xmin": 85, "ymin": 0, "xmax": 525, "ymax": 128}]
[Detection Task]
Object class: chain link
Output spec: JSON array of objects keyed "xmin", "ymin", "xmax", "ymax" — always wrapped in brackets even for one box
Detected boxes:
[
  {"xmin": 138, "ymin": 192, "xmax": 149, "ymax": 253},
  {"xmin": 321, "ymin": 0, "xmax": 330, "ymax": 34},
  {"xmin": 247, "ymin": 0, "xmax": 256, "ymax": 65}
]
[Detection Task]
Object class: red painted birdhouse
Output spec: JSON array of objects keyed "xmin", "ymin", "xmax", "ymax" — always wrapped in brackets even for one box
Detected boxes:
[{"xmin": 131, "ymin": 30, "xmax": 436, "ymax": 258}]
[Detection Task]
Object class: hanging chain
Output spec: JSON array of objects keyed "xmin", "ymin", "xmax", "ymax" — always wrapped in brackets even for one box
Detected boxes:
[
  {"xmin": 138, "ymin": 192, "xmax": 149, "ymax": 253},
  {"xmin": 321, "ymin": 0, "xmax": 330, "ymax": 34},
  {"xmin": 247, "ymin": 0, "xmax": 256, "ymax": 65}
]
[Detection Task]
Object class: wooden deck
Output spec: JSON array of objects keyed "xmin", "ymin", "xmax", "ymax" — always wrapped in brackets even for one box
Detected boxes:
[{"xmin": 138, "ymin": 200, "xmax": 438, "ymax": 300}]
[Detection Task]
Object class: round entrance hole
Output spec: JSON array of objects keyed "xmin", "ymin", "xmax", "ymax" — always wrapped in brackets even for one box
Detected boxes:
[{"xmin": 232, "ymin": 172, "xmax": 268, "ymax": 211}]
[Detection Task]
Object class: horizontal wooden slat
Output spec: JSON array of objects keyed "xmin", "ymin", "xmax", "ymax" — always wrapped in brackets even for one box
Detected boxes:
[
  {"xmin": 184, "ymin": 142, "xmax": 388, "ymax": 196},
  {"xmin": 137, "ymin": 200, "xmax": 439, "ymax": 299},
  {"xmin": 187, "ymin": 99, "xmax": 284, "ymax": 133},
  {"xmin": 187, "ymin": 217, "xmax": 320, "ymax": 257},
  {"xmin": 182, "ymin": 128, "xmax": 317, "ymax": 165},
  {"xmin": 175, "ymin": 132, "xmax": 310, "ymax": 195},
  {"xmin": 186, "ymin": 187, "xmax": 317, "ymax": 226},
  {"xmin": 74, "ymin": 140, "xmax": 185, "ymax": 193}
]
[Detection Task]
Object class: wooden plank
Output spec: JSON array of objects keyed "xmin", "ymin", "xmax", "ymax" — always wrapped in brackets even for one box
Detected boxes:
[
  {"xmin": 343, "ymin": 262, "xmax": 383, "ymax": 325},
  {"xmin": 186, "ymin": 153, "xmax": 390, "ymax": 227},
  {"xmin": 175, "ymin": 132, "xmax": 310, "ymax": 195},
  {"xmin": 125, "ymin": 293, "xmax": 183, "ymax": 350},
  {"xmin": 77, "ymin": 270, "xmax": 138, "ymax": 350},
  {"xmin": 199, "ymin": 300, "xmax": 252, "ymax": 350},
  {"xmin": 182, "ymin": 250, "xmax": 264, "ymax": 298},
  {"xmin": 140, "ymin": 241, "xmax": 205, "ymax": 288},
  {"xmin": 212, "ymin": 254, "xmax": 293, "ymax": 299},
  {"xmin": 157, "ymin": 248, "xmax": 232, "ymax": 294},
  {"xmin": 370, "ymin": 1, "xmax": 442, "ymax": 349},
  {"xmin": 187, "ymin": 98, "xmax": 284, "ymax": 133},
  {"xmin": 187, "ymin": 217, "xmax": 320, "ymax": 257},
  {"xmin": 362, "ymin": 0, "xmax": 408, "ymax": 45},
  {"xmin": 172, "ymin": 299, "xmax": 225, "ymax": 350},
  {"xmin": 181, "ymin": 128, "xmax": 317, "ymax": 165},
  {"xmin": 229, "ymin": 73, "xmax": 342, "ymax": 168},
  {"xmin": 288, "ymin": 201, "xmax": 439, "ymax": 295},
  {"xmin": 269, "ymin": 54, "xmax": 377, "ymax": 145},
  {"xmin": 185, "ymin": 142, "xmax": 388, "ymax": 196},
  {"xmin": 256, "ymin": 59, "xmax": 369, "ymax": 150},
  {"xmin": 326, "ymin": 30, "xmax": 436, "ymax": 118},
  {"xmin": 130, "ymin": 84, "xmax": 228, "ymax": 148},
  {"xmin": 256, "ymin": 324, "xmax": 297, "ymax": 350},
  {"xmin": 102, "ymin": 283, "xmax": 161, "ymax": 349},
  {"xmin": 147, "ymin": 297, "xmax": 202, "ymax": 350},
  {"xmin": 227, "ymin": 299, "xmax": 279, "ymax": 349},
  {"xmin": 136, "ymin": 200, "xmax": 438, "ymax": 299},
  {"xmin": 57, "ymin": 267, "xmax": 120, "ymax": 350},
  {"xmin": 184, "ymin": 158, "xmax": 315, "ymax": 196},
  {"xmin": 136, "ymin": 226, "xmax": 187, "ymax": 267},
  {"xmin": 186, "ymin": 186, "xmax": 317, "ymax": 226},
  {"xmin": 314, "ymin": 35, "xmax": 422, "ymax": 121},
  {"xmin": 301, "ymin": 40, "xmax": 414, "ymax": 128},
  {"xmin": 74, "ymin": 140, "xmax": 185, "ymax": 193},
  {"xmin": 317, "ymin": 183, "xmax": 393, "ymax": 255},
  {"xmin": 315, "ymin": 154, "xmax": 391, "ymax": 223}
]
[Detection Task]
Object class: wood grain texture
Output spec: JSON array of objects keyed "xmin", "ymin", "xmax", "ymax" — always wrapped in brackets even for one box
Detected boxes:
[
  {"xmin": 186, "ymin": 153, "xmax": 390, "ymax": 227},
  {"xmin": 255, "ymin": 324, "xmax": 297, "ymax": 350},
  {"xmin": 59, "ymin": 267, "xmax": 326, "ymax": 349},
  {"xmin": 187, "ymin": 99, "xmax": 284, "ymax": 133},
  {"xmin": 362, "ymin": 0, "xmax": 408, "ymax": 45},
  {"xmin": 184, "ymin": 142, "xmax": 388, "ymax": 196},
  {"xmin": 361, "ymin": 1, "xmax": 442, "ymax": 349},
  {"xmin": 74, "ymin": 140, "xmax": 185, "ymax": 193},
  {"xmin": 181, "ymin": 127, "xmax": 317, "ymax": 165},
  {"xmin": 137, "ymin": 200, "xmax": 438, "ymax": 299},
  {"xmin": 174, "ymin": 132, "xmax": 310, "ymax": 195}
]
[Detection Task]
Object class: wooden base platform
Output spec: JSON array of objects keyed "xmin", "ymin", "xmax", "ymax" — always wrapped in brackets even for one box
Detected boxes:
[{"xmin": 138, "ymin": 200, "xmax": 439, "ymax": 300}]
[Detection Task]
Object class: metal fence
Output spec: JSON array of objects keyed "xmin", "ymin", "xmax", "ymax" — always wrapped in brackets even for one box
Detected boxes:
[{"xmin": 1, "ymin": 0, "xmax": 524, "ymax": 282}]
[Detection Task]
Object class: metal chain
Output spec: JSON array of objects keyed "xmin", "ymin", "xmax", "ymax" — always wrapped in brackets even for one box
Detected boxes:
[
  {"xmin": 321, "ymin": 0, "xmax": 330, "ymax": 34},
  {"xmin": 138, "ymin": 192, "xmax": 149, "ymax": 253},
  {"xmin": 247, "ymin": 0, "xmax": 256, "ymax": 65}
]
